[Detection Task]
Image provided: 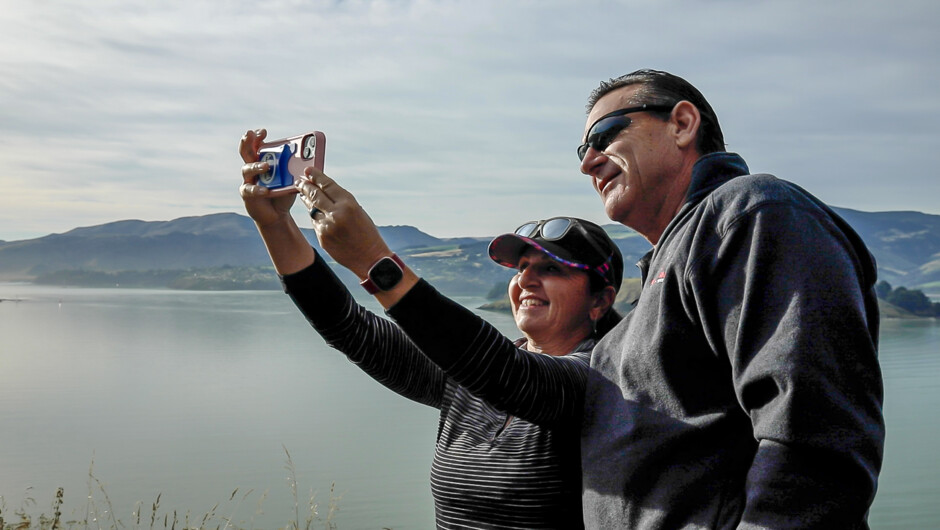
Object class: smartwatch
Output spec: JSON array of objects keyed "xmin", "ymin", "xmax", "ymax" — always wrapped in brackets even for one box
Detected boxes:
[{"xmin": 360, "ymin": 254, "xmax": 405, "ymax": 294}]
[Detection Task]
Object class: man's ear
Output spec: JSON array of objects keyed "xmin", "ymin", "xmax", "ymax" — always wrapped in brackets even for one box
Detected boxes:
[{"xmin": 671, "ymin": 100, "xmax": 701, "ymax": 150}]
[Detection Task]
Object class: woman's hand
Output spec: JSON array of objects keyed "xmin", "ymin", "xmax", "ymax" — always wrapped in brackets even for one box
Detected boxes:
[
  {"xmin": 238, "ymin": 128, "xmax": 297, "ymax": 228},
  {"xmin": 296, "ymin": 167, "xmax": 393, "ymax": 279},
  {"xmin": 237, "ymin": 128, "xmax": 315, "ymax": 275}
]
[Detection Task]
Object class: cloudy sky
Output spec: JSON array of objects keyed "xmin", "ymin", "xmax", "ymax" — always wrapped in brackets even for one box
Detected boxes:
[{"xmin": 2, "ymin": 0, "xmax": 938, "ymax": 242}]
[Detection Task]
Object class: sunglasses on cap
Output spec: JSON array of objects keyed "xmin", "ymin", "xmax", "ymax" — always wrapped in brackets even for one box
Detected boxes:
[
  {"xmin": 577, "ymin": 103, "xmax": 675, "ymax": 161},
  {"xmin": 515, "ymin": 217, "xmax": 614, "ymax": 281}
]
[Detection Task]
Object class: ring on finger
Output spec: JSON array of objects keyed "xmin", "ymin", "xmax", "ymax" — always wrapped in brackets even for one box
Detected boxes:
[{"xmin": 309, "ymin": 207, "xmax": 320, "ymax": 219}]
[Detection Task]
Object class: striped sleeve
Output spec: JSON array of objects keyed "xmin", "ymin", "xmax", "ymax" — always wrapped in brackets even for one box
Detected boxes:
[
  {"xmin": 280, "ymin": 252, "xmax": 446, "ymax": 409},
  {"xmin": 386, "ymin": 279, "xmax": 587, "ymax": 427}
]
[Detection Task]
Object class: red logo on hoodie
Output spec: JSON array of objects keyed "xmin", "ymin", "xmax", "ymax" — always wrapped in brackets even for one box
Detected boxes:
[{"xmin": 650, "ymin": 270, "xmax": 666, "ymax": 286}]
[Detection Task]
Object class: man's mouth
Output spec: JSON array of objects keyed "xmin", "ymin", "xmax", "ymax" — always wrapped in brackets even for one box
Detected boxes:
[{"xmin": 595, "ymin": 171, "xmax": 619, "ymax": 195}]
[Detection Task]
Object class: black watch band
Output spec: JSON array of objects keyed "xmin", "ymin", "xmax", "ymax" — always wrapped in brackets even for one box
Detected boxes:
[{"xmin": 360, "ymin": 254, "xmax": 405, "ymax": 294}]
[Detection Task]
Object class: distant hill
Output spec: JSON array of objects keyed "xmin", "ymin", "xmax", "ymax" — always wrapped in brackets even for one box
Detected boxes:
[
  {"xmin": 0, "ymin": 213, "xmax": 271, "ymax": 276},
  {"xmin": 1, "ymin": 208, "xmax": 938, "ymax": 295},
  {"xmin": 831, "ymin": 208, "xmax": 940, "ymax": 289},
  {"xmin": 0, "ymin": 213, "xmax": 504, "ymax": 295},
  {"xmin": 0, "ymin": 213, "xmax": 480, "ymax": 274},
  {"xmin": 601, "ymin": 206, "xmax": 940, "ymax": 292}
]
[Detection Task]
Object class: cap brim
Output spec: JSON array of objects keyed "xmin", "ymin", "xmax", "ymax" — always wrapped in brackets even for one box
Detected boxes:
[
  {"xmin": 488, "ymin": 233, "xmax": 592, "ymax": 270},
  {"xmin": 488, "ymin": 234, "xmax": 533, "ymax": 268}
]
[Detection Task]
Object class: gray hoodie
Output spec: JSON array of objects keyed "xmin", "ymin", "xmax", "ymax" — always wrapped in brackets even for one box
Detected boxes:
[{"xmin": 581, "ymin": 152, "xmax": 884, "ymax": 529}]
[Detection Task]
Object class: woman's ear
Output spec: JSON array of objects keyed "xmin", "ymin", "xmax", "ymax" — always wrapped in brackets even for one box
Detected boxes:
[
  {"xmin": 671, "ymin": 100, "xmax": 701, "ymax": 151},
  {"xmin": 590, "ymin": 285, "xmax": 617, "ymax": 321}
]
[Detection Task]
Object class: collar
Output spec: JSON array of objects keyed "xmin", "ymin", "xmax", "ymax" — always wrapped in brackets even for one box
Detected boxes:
[
  {"xmin": 572, "ymin": 336, "xmax": 597, "ymax": 353},
  {"xmin": 636, "ymin": 152, "xmax": 749, "ymax": 275},
  {"xmin": 514, "ymin": 336, "xmax": 596, "ymax": 355},
  {"xmin": 683, "ymin": 151, "xmax": 750, "ymax": 207}
]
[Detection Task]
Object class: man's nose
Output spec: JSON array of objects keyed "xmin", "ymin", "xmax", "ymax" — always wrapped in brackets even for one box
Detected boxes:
[{"xmin": 580, "ymin": 147, "xmax": 605, "ymax": 176}]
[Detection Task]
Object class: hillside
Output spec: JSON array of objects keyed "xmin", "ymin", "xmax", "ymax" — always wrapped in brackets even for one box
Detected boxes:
[
  {"xmin": 0, "ymin": 213, "xmax": 507, "ymax": 295},
  {"xmin": 833, "ymin": 208, "xmax": 940, "ymax": 288},
  {"xmin": 1, "ymin": 208, "xmax": 938, "ymax": 296}
]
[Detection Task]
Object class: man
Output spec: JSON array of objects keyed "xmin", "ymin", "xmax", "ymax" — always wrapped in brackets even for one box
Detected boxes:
[
  {"xmin": 286, "ymin": 68, "xmax": 885, "ymax": 529},
  {"xmin": 575, "ymin": 69, "xmax": 884, "ymax": 528}
]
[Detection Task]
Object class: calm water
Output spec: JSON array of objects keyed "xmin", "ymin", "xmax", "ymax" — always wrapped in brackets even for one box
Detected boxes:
[{"xmin": 1, "ymin": 284, "xmax": 937, "ymax": 529}]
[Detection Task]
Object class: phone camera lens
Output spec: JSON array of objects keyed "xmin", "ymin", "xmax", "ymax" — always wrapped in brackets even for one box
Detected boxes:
[{"xmin": 302, "ymin": 136, "xmax": 316, "ymax": 159}]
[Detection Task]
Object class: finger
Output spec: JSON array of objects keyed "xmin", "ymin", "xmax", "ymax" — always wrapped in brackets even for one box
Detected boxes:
[
  {"xmin": 298, "ymin": 190, "xmax": 316, "ymax": 213},
  {"xmin": 297, "ymin": 190, "xmax": 326, "ymax": 223},
  {"xmin": 238, "ymin": 128, "xmax": 267, "ymax": 162},
  {"xmin": 302, "ymin": 167, "xmax": 356, "ymax": 204},
  {"xmin": 241, "ymin": 161, "xmax": 270, "ymax": 185},
  {"xmin": 239, "ymin": 182, "xmax": 271, "ymax": 199},
  {"xmin": 238, "ymin": 130, "xmax": 257, "ymax": 162},
  {"xmin": 295, "ymin": 177, "xmax": 337, "ymax": 210}
]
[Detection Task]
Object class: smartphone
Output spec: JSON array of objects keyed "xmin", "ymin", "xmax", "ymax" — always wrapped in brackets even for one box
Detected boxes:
[{"xmin": 256, "ymin": 131, "xmax": 326, "ymax": 191}]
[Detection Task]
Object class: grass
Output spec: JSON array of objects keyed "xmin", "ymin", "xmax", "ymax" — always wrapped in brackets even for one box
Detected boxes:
[{"xmin": 0, "ymin": 447, "xmax": 344, "ymax": 530}]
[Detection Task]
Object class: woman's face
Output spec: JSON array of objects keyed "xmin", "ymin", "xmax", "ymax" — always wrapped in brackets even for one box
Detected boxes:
[{"xmin": 509, "ymin": 249, "xmax": 597, "ymax": 351}]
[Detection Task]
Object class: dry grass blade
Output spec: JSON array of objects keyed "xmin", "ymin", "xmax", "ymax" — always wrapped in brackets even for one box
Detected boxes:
[
  {"xmin": 282, "ymin": 445, "xmax": 299, "ymax": 530},
  {"xmin": 3, "ymin": 450, "xmax": 346, "ymax": 530},
  {"xmin": 150, "ymin": 493, "xmax": 162, "ymax": 530}
]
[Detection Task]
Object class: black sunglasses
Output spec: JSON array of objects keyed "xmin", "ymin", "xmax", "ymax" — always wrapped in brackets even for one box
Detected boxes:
[
  {"xmin": 577, "ymin": 103, "xmax": 675, "ymax": 161},
  {"xmin": 516, "ymin": 217, "xmax": 587, "ymax": 240},
  {"xmin": 515, "ymin": 217, "xmax": 611, "ymax": 277}
]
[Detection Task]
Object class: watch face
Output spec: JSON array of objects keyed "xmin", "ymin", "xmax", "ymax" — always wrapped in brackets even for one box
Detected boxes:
[{"xmin": 370, "ymin": 256, "xmax": 404, "ymax": 291}]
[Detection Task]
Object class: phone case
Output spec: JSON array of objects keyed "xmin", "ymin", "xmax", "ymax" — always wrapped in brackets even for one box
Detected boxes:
[{"xmin": 257, "ymin": 131, "xmax": 326, "ymax": 190}]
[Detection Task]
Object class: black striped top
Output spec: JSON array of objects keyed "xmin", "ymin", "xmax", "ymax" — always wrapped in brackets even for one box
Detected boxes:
[{"xmin": 281, "ymin": 254, "xmax": 590, "ymax": 529}]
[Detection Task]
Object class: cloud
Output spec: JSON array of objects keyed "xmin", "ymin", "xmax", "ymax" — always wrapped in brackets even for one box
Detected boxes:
[{"xmin": 1, "ymin": 0, "xmax": 938, "ymax": 241}]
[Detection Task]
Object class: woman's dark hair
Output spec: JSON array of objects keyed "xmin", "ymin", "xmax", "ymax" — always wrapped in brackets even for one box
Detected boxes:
[
  {"xmin": 593, "ymin": 307, "xmax": 623, "ymax": 339},
  {"xmin": 588, "ymin": 271, "xmax": 623, "ymax": 339},
  {"xmin": 586, "ymin": 69, "xmax": 726, "ymax": 155}
]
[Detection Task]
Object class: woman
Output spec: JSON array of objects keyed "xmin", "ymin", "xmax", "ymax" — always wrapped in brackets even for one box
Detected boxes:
[{"xmin": 239, "ymin": 129, "xmax": 623, "ymax": 529}]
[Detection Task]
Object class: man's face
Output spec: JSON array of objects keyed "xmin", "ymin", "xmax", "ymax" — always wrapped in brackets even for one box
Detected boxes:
[{"xmin": 579, "ymin": 85, "xmax": 683, "ymax": 234}]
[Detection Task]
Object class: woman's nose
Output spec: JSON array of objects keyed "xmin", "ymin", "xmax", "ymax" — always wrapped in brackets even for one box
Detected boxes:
[{"xmin": 518, "ymin": 266, "xmax": 540, "ymax": 288}]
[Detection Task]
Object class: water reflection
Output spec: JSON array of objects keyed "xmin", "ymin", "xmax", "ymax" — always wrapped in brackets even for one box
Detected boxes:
[{"xmin": 1, "ymin": 284, "xmax": 937, "ymax": 528}]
